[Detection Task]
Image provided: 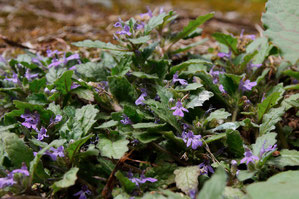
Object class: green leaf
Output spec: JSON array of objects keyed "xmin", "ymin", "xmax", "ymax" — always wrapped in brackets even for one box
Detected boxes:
[
  {"xmin": 246, "ymin": 170, "xmax": 299, "ymax": 199},
  {"xmin": 257, "ymin": 92, "xmax": 282, "ymax": 121},
  {"xmin": 72, "ymin": 88, "xmax": 94, "ymax": 101},
  {"xmin": 130, "ymin": 71, "xmax": 158, "ymax": 79},
  {"xmin": 226, "ymin": 130, "xmax": 244, "ymax": 158},
  {"xmin": 76, "ymin": 62, "xmax": 108, "ymax": 81},
  {"xmin": 0, "ymin": 124, "xmax": 16, "ymax": 133},
  {"xmin": 281, "ymin": 93, "xmax": 299, "ymax": 109},
  {"xmin": 237, "ymin": 170, "xmax": 257, "ymax": 182},
  {"xmin": 212, "ymin": 122, "xmax": 240, "ymax": 132},
  {"xmin": 187, "ymin": 90, "xmax": 214, "ymax": 109},
  {"xmin": 223, "ymin": 187, "xmax": 245, "ymax": 199},
  {"xmin": 144, "ymin": 12, "xmax": 168, "ymax": 34},
  {"xmin": 97, "ymin": 135, "xmax": 129, "ymax": 159},
  {"xmin": 73, "ymin": 104, "xmax": 99, "ymax": 138},
  {"xmin": 219, "ymin": 73, "xmax": 242, "ymax": 95},
  {"xmin": 252, "ymin": 132, "xmax": 277, "ymax": 157},
  {"xmin": 268, "ymin": 149, "xmax": 299, "ymax": 168},
  {"xmin": 133, "ymin": 131, "xmax": 160, "ymax": 144},
  {"xmin": 283, "ymin": 70, "xmax": 299, "ymax": 80},
  {"xmin": 95, "ymin": 120, "xmax": 118, "ymax": 129},
  {"xmin": 29, "ymin": 77, "xmax": 46, "ymax": 93},
  {"xmin": 197, "ymin": 167, "xmax": 227, "ymax": 199},
  {"xmin": 108, "ymin": 76, "xmax": 137, "ymax": 103},
  {"xmin": 132, "ymin": 123, "xmax": 166, "ymax": 129},
  {"xmin": 174, "ymin": 166, "xmax": 201, "ymax": 194},
  {"xmin": 262, "ymin": 0, "xmax": 299, "ymax": 64},
  {"xmin": 175, "ymin": 83, "xmax": 203, "ymax": 92},
  {"xmin": 246, "ymin": 37, "xmax": 272, "ymax": 65},
  {"xmin": 51, "ymin": 167, "xmax": 79, "ymax": 194},
  {"xmin": 115, "ymin": 170, "xmax": 136, "ymax": 193},
  {"xmin": 259, "ymin": 107, "xmax": 284, "ymax": 135},
  {"xmin": 212, "ymin": 33, "xmax": 238, "ymax": 54},
  {"xmin": 128, "ymin": 36, "xmax": 150, "ymax": 44},
  {"xmin": 66, "ymin": 135, "xmax": 93, "ymax": 162},
  {"xmin": 170, "ymin": 59, "xmax": 212, "ymax": 75},
  {"xmin": 29, "ymin": 139, "xmax": 66, "ymax": 184},
  {"xmin": 1, "ymin": 132, "xmax": 34, "ymax": 167},
  {"xmin": 205, "ymin": 133, "xmax": 227, "ymax": 144},
  {"xmin": 171, "ymin": 13, "xmax": 214, "ymax": 44},
  {"xmin": 53, "ymin": 70, "xmax": 73, "ymax": 95},
  {"xmin": 205, "ymin": 109, "xmax": 231, "ymax": 124},
  {"xmin": 72, "ymin": 40, "xmax": 127, "ymax": 51},
  {"xmin": 46, "ymin": 67, "xmax": 67, "ymax": 84},
  {"xmin": 144, "ymin": 99, "xmax": 181, "ymax": 132}
]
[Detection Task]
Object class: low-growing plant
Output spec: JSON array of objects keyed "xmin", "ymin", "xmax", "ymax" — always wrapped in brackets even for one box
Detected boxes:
[{"xmin": 0, "ymin": 0, "xmax": 298, "ymax": 198}]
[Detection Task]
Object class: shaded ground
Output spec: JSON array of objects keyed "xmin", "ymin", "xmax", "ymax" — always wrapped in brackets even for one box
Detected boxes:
[{"xmin": 0, "ymin": 0, "xmax": 265, "ymax": 57}]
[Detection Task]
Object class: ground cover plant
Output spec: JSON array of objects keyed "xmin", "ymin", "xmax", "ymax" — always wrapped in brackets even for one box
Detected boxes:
[{"xmin": 0, "ymin": 0, "xmax": 298, "ymax": 198}]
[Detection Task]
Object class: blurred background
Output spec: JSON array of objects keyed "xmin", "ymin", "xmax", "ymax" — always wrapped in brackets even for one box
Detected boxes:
[{"xmin": 0, "ymin": 0, "xmax": 266, "ymax": 55}]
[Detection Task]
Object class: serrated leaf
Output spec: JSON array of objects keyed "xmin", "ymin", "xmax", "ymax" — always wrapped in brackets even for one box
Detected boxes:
[
  {"xmin": 144, "ymin": 12, "xmax": 168, "ymax": 34},
  {"xmin": 128, "ymin": 36, "xmax": 150, "ymax": 44},
  {"xmin": 252, "ymin": 132, "xmax": 277, "ymax": 157},
  {"xmin": 226, "ymin": 130, "xmax": 244, "ymax": 158},
  {"xmin": 29, "ymin": 77, "xmax": 46, "ymax": 93},
  {"xmin": 175, "ymin": 83, "xmax": 203, "ymax": 91},
  {"xmin": 259, "ymin": 107, "xmax": 284, "ymax": 135},
  {"xmin": 246, "ymin": 170, "xmax": 299, "ymax": 199},
  {"xmin": 95, "ymin": 120, "xmax": 118, "ymax": 129},
  {"xmin": 108, "ymin": 76, "xmax": 137, "ymax": 103},
  {"xmin": 257, "ymin": 92, "xmax": 283, "ymax": 122},
  {"xmin": 174, "ymin": 166, "xmax": 201, "ymax": 194},
  {"xmin": 72, "ymin": 88, "xmax": 94, "ymax": 101},
  {"xmin": 51, "ymin": 167, "xmax": 79, "ymax": 194},
  {"xmin": 72, "ymin": 40, "xmax": 127, "ymax": 51},
  {"xmin": 171, "ymin": 13, "xmax": 214, "ymax": 44},
  {"xmin": 212, "ymin": 33, "xmax": 238, "ymax": 54},
  {"xmin": 197, "ymin": 167, "xmax": 227, "ymax": 199},
  {"xmin": 1, "ymin": 132, "xmax": 34, "ymax": 167},
  {"xmin": 262, "ymin": 0, "xmax": 299, "ymax": 64},
  {"xmin": 97, "ymin": 135, "xmax": 129, "ymax": 159},
  {"xmin": 170, "ymin": 59, "xmax": 212, "ymax": 75},
  {"xmin": 76, "ymin": 62, "xmax": 108, "ymax": 81},
  {"xmin": 268, "ymin": 149, "xmax": 299, "ymax": 168},
  {"xmin": 187, "ymin": 90, "xmax": 214, "ymax": 109}
]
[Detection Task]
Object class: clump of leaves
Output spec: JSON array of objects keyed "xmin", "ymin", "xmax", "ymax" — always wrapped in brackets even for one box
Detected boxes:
[{"xmin": 0, "ymin": 1, "xmax": 298, "ymax": 199}]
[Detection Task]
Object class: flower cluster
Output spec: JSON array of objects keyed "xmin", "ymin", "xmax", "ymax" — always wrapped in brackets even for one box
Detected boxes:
[{"xmin": 0, "ymin": 164, "xmax": 29, "ymax": 189}]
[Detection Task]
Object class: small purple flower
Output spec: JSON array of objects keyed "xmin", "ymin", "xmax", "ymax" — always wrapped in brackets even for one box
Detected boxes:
[
  {"xmin": 0, "ymin": 176, "xmax": 16, "ymax": 189},
  {"xmin": 199, "ymin": 161, "xmax": 214, "ymax": 175},
  {"xmin": 114, "ymin": 17, "xmax": 123, "ymax": 28},
  {"xmin": 239, "ymin": 77, "xmax": 257, "ymax": 92},
  {"xmin": 182, "ymin": 131, "xmax": 202, "ymax": 150},
  {"xmin": 189, "ymin": 189, "xmax": 197, "ymax": 199},
  {"xmin": 44, "ymin": 87, "xmax": 57, "ymax": 94},
  {"xmin": 50, "ymin": 115, "xmax": 62, "ymax": 125},
  {"xmin": 37, "ymin": 127, "xmax": 49, "ymax": 141},
  {"xmin": 261, "ymin": 93, "xmax": 266, "ymax": 102},
  {"xmin": 0, "ymin": 164, "xmax": 29, "ymax": 189},
  {"xmin": 120, "ymin": 114, "xmax": 132, "ymax": 125},
  {"xmin": 128, "ymin": 171, "xmax": 157, "ymax": 187},
  {"xmin": 240, "ymin": 29, "xmax": 256, "ymax": 40},
  {"xmin": 135, "ymin": 22, "xmax": 145, "ymax": 30},
  {"xmin": 71, "ymin": 83, "xmax": 80, "ymax": 90},
  {"xmin": 48, "ymin": 60, "xmax": 63, "ymax": 68},
  {"xmin": 11, "ymin": 164, "xmax": 30, "ymax": 177},
  {"xmin": 173, "ymin": 72, "xmax": 188, "ymax": 85},
  {"xmin": 25, "ymin": 70, "xmax": 39, "ymax": 81},
  {"xmin": 45, "ymin": 146, "xmax": 65, "ymax": 161},
  {"xmin": 219, "ymin": 84, "xmax": 226, "ymax": 93},
  {"xmin": 240, "ymin": 148, "xmax": 259, "ymax": 165},
  {"xmin": 47, "ymin": 49, "xmax": 62, "ymax": 58},
  {"xmin": 259, "ymin": 141, "xmax": 277, "ymax": 158},
  {"xmin": 170, "ymin": 100, "xmax": 189, "ymax": 117},
  {"xmin": 73, "ymin": 185, "xmax": 91, "ymax": 199},
  {"xmin": 4, "ymin": 73, "xmax": 19, "ymax": 84},
  {"xmin": 218, "ymin": 51, "xmax": 231, "ymax": 59},
  {"xmin": 135, "ymin": 89, "xmax": 147, "ymax": 106},
  {"xmin": 20, "ymin": 112, "xmax": 40, "ymax": 131},
  {"xmin": 116, "ymin": 25, "xmax": 132, "ymax": 36},
  {"xmin": 247, "ymin": 61, "xmax": 262, "ymax": 70},
  {"xmin": 140, "ymin": 6, "xmax": 153, "ymax": 18}
]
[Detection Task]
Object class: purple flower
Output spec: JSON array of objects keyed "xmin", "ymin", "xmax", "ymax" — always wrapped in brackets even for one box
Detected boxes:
[
  {"xmin": 44, "ymin": 87, "xmax": 57, "ymax": 94},
  {"xmin": 209, "ymin": 66, "xmax": 224, "ymax": 84},
  {"xmin": 239, "ymin": 77, "xmax": 257, "ymax": 92},
  {"xmin": 247, "ymin": 61, "xmax": 262, "ymax": 70},
  {"xmin": 135, "ymin": 89, "xmax": 147, "ymax": 106},
  {"xmin": 120, "ymin": 114, "xmax": 132, "ymax": 125},
  {"xmin": 173, "ymin": 72, "xmax": 188, "ymax": 85},
  {"xmin": 128, "ymin": 171, "xmax": 157, "ymax": 187},
  {"xmin": 0, "ymin": 164, "xmax": 29, "ymax": 189},
  {"xmin": 170, "ymin": 100, "xmax": 189, "ymax": 117},
  {"xmin": 182, "ymin": 131, "xmax": 202, "ymax": 150},
  {"xmin": 261, "ymin": 93, "xmax": 266, "ymax": 102},
  {"xmin": 50, "ymin": 115, "xmax": 62, "ymax": 125},
  {"xmin": 135, "ymin": 22, "xmax": 145, "ymax": 30},
  {"xmin": 217, "ymin": 51, "xmax": 231, "ymax": 59},
  {"xmin": 25, "ymin": 70, "xmax": 38, "ymax": 81},
  {"xmin": 116, "ymin": 24, "xmax": 132, "ymax": 36},
  {"xmin": 240, "ymin": 148, "xmax": 259, "ymax": 165},
  {"xmin": 240, "ymin": 29, "xmax": 256, "ymax": 40},
  {"xmin": 48, "ymin": 60, "xmax": 63, "ymax": 68},
  {"xmin": 71, "ymin": 83, "xmax": 80, "ymax": 89},
  {"xmin": 73, "ymin": 185, "xmax": 91, "ymax": 199},
  {"xmin": 199, "ymin": 161, "xmax": 214, "ymax": 175},
  {"xmin": 45, "ymin": 146, "xmax": 65, "ymax": 161},
  {"xmin": 37, "ymin": 127, "xmax": 49, "ymax": 141},
  {"xmin": 140, "ymin": 6, "xmax": 153, "ymax": 18},
  {"xmin": 114, "ymin": 17, "xmax": 123, "ymax": 28},
  {"xmin": 47, "ymin": 49, "xmax": 61, "ymax": 58},
  {"xmin": 259, "ymin": 141, "xmax": 277, "ymax": 158},
  {"xmin": 4, "ymin": 73, "xmax": 19, "ymax": 84},
  {"xmin": 20, "ymin": 112, "xmax": 40, "ymax": 131},
  {"xmin": 219, "ymin": 84, "xmax": 226, "ymax": 93},
  {"xmin": 189, "ymin": 189, "xmax": 197, "ymax": 199}
]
